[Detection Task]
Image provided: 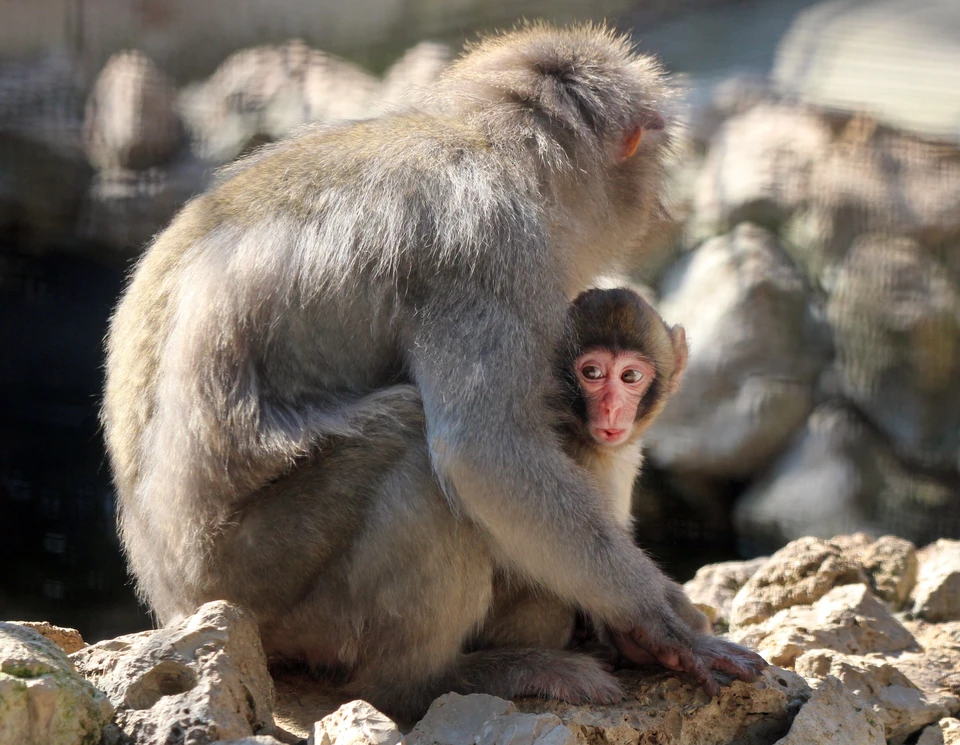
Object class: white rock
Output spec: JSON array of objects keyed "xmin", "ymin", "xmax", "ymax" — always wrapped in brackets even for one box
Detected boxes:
[
  {"xmin": 407, "ymin": 693, "xmax": 577, "ymax": 745},
  {"xmin": 918, "ymin": 717, "xmax": 960, "ymax": 745},
  {"xmin": 84, "ymin": 50, "xmax": 183, "ymax": 170},
  {"xmin": 895, "ymin": 621, "xmax": 960, "ymax": 721},
  {"xmin": 648, "ymin": 224, "xmax": 830, "ymax": 478},
  {"xmin": 773, "ymin": 676, "xmax": 884, "ymax": 745},
  {"xmin": 859, "ymin": 535, "xmax": 919, "ymax": 610},
  {"xmin": 795, "ymin": 650, "xmax": 953, "ymax": 741},
  {"xmin": 378, "ymin": 41, "xmax": 451, "ymax": 108},
  {"xmin": 77, "ymin": 155, "xmax": 210, "ymax": 253},
  {"xmin": 913, "ymin": 540, "xmax": 960, "ymax": 622},
  {"xmin": 309, "ymin": 700, "xmax": 401, "ymax": 745},
  {"xmin": 690, "ymin": 104, "xmax": 831, "ymax": 240},
  {"xmin": 517, "ymin": 667, "xmax": 810, "ymax": 745},
  {"xmin": 71, "ymin": 601, "xmax": 276, "ymax": 745},
  {"xmin": 732, "ymin": 583, "xmax": 914, "ymax": 668},
  {"xmin": 730, "ymin": 536, "xmax": 866, "ymax": 628},
  {"xmin": 9, "ymin": 621, "xmax": 86, "ymax": 654},
  {"xmin": 827, "ymin": 236, "xmax": 960, "ymax": 469},
  {"xmin": 0, "ymin": 622, "xmax": 113, "ymax": 745},
  {"xmin": 733, "ymin": 406, "xmax": 884, "ymax": 551},
  {"xmin": 179, "ymin": 40, "xmax": 378, "ymax": 163},
  {"xmin": 683, "ymin": 557, "xmax": 768, "ymax": 626}
]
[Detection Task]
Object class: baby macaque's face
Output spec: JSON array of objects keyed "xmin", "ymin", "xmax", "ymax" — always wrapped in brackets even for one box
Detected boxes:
[{"xmin": 575, "ymin": 348, "xmax": 656, "ymax": 447}]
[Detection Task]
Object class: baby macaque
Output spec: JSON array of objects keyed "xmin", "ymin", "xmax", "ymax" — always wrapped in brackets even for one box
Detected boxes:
[
  {"xmin": 560, "ymin": 287, "xmax": 687, "ymax": 529},
  {"xmin": 479, "ymin": 287, "xmax": 709, "ymax": 660}
]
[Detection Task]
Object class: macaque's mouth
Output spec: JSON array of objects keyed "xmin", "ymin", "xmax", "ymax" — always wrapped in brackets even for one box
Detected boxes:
[{"xmin": 594, "ymin": 428, "xmax": 628, "ymax": 444}]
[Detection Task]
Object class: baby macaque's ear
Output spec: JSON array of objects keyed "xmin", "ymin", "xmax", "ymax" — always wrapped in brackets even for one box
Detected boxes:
[{"xmin": 667, "ymin": 325, "xmax": 688, "ymax": 394}]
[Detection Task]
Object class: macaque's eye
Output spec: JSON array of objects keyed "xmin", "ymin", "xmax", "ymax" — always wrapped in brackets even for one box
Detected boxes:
[
  {"xmin": 581, "ymin": 365, "xmax": 603, "ymax": 380},
  {"xmin": 621, "ymin": 369, "xmax": 644, "ymax": 384}
]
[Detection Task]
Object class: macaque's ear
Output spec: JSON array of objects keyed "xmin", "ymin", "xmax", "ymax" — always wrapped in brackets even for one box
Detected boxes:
[
  {"xmin": 621, "ymin": 127, "xmax": 643, "ymax": 159},
  {"xmin": 667, "ymin": 325, "xmax": 688, "ymax": 394},
  {"xmin": 620, "ymin": 113, "xmax": 665, "ymax": 160}
]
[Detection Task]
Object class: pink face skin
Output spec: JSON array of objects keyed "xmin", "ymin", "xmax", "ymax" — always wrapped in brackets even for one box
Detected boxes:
[{"xmin": 575, "ymin": 348, "xmax": 657, "ymax": 447}]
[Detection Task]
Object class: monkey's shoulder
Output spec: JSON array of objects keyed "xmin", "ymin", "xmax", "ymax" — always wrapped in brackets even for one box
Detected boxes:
[
  {"xmin": 205, "ymin": 114, "xmax": 545, "ymax": 251},
  {"xmin": 228, "ymin": 115, "xmax": 495, "ymax": 183}
]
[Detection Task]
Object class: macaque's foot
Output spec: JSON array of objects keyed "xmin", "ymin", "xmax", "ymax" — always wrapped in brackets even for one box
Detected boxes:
[
  {"xmin": 539, "ymin": 654, "xmax": 624, "ymax": 705},
  {"xmin": 612, "ymin": 628, "xmax": 768, "ymax": 697},
  {"xmin": 612, "ymin": 628, "xmax": 719, "ymax": 695}
]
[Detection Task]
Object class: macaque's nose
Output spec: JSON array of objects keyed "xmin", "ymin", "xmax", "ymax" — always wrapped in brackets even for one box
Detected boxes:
[{"xmin": 601, "ymin": 389, "xmax": 622, "ymax": 420}]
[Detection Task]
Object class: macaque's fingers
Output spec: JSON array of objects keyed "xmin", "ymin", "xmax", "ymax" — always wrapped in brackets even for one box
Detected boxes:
[
  {"xmin": 700, "ymin": 637, "xmax": 769, "ymax": 683},
  {"xmin": 615, "ymin": 627, "xmax": 760, "ymax": 697},
  {"xmin": 674, "ymin": 647, "xmax": 719, "ymax": 697}
]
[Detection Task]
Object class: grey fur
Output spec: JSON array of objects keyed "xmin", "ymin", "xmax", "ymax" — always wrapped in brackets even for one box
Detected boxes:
[{"xmin": 103, "ymin": 23, "xmax": 763, "ymax": 719}]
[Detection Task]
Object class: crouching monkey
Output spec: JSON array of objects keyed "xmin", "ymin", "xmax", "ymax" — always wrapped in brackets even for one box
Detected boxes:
[{"xmin": 102, "ymin": 24, "xmax": 767, "ymax": 719}]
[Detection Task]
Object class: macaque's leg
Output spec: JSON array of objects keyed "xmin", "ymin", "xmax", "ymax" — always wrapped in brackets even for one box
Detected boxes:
[
  {"xmin": 335, "ymin": 444, "xmax": 622, "ymax": 719},
  {"xmin": 222, "ymin": 387, "xmax": 620, "ymax": 720},
  {"xmin": 473, "ymin": 574, "xmax": 577, "ymax": 650}
]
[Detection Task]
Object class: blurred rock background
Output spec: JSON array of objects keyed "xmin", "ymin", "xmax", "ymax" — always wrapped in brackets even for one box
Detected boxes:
[{"xmin": 1, "ymin": 0, "xmax": 958, "ymax": 641}]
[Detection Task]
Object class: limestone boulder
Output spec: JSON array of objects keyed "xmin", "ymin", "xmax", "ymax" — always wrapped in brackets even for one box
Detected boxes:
[
  {"xmin": 10, "ymin": 621, "xmax": 86, "ymax": 654},
  {"xmin": 772, "ymin": 676, "xmax": 884, "ymax": 745},
  {"xmin": 773, "ymin": 0, "xmax": 960, "ymax": 145},
  {"xmin": 795, "ymin": 650, "xmax": 958, "ymax": 741},
  {"xmin": 84, "ymin": 50, "xmax": 184, "ymax": 171},
  {"xmin": 0, "ymin": 622, "xmax": 113, "ymax": 745},
  {"xmin": 408, "ymin": 693, "xmax": 577, "ymax": 745},
  {"xmin": 733, "ymin": 406, "xmax": 883, "ymax": 552},
  {"xmin": 309, "ymin": 700, "xmax": 402, "ymax": 745},
  {"xmin": 77, "ymin": 155, "xmax": 210, "ymax": 254},
  {"xmin": 731, "ymin": 583, "xmax": 915, "ymax": 668},
  {"xmin": 689, "ymin": 104, "xmax": 831, "ymax": 240},
  {"xmin": 918, "ymin": 718, "xmax": 960, "ymax": 745},
  {"xmin": 515, "ymin": 667, "xmax": 810, "ymax": 745},
  {"xmin": 683, "ymin": 557, "xmax": 768, "ymax": 628},
  {"xmin": 378, "ymin": 41, "xmax": 451, "ymax": 108},
  {"xmin": 912, "ymin": 540, "xmax": 960, "ymax": 622},
  {"xmin": 646, "ymin": 223, "xmax": 831, "ymax": 478},
  {"xmin": 827, "ymin": 235, "xmax": 960, "ymax": 469},
  {"xmin": 730, "ymin": 536, "xmax": 866, "ymax": 628},
  {"xmin": 71, "ymin": 601, "xmax": 276, "ymax": 745},
  {"xmin": 179, "ymin": 41, "xmax": 378, "ymax": 163},
  {"xmin": 859, "ymin": 535, "xmax": 919, "ymax": 610}
]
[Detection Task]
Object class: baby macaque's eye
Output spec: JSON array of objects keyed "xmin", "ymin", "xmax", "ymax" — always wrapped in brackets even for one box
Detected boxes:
[
  {"xmin": 582, "ymin": 365, "xmax": 603, "ymax": 380},
  {"xmin": 621, "ymin": 369, "xmax": 644, "ymax": 384}
]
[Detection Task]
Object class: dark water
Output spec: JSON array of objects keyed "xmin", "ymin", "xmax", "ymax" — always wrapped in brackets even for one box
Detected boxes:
[{"xmin": 0, "ymin": 250, "xmax": 737, "ymax": 643}]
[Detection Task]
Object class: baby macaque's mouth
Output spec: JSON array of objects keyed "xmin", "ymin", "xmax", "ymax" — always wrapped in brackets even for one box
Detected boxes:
[{"xmin": 596, "ymin": 428, "xmax": 627, "ymax": 443}]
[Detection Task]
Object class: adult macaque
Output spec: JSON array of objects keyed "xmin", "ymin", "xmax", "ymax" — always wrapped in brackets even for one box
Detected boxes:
[
  {"xmin": 103, "ymin": 24, "xmax": 766, "ymax": 718},
  {"xmin": 480, "ymin": 287, "xmax": 711, "ymax": 657}
]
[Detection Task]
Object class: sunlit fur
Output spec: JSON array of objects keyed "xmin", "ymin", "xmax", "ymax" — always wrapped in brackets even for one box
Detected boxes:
[
  {"xmin": 479, "ymin": 287, "xmax": 707, "ymax": 659},
  {"xmin": 103, "ymin": 23, "xmax": 763, "ymax": 719}
]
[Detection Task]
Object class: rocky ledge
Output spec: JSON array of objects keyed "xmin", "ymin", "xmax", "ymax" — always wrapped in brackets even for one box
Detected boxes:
[{"xmin": 3, "ymin": 534, "xmax": 959, "ymax": 745}]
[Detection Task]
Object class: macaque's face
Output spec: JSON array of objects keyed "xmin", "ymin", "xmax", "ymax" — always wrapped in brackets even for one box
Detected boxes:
[{"xmin": 575, "ymin": 348, "xmax": 656, "ymax": 447}]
